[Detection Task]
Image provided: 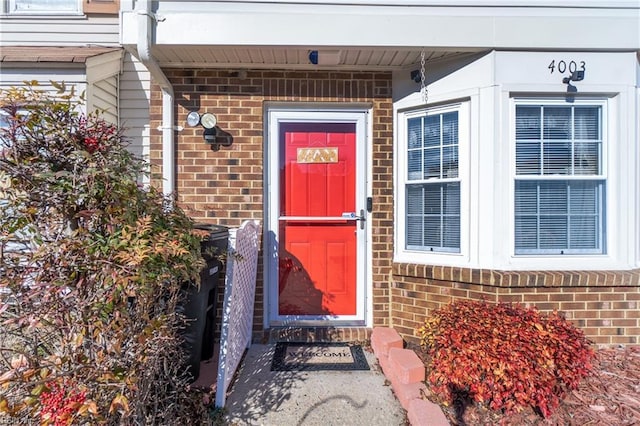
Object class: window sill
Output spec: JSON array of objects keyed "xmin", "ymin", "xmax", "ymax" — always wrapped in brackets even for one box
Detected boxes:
[{"xmin": 394, "ymin": 251, "xmax": 468, "ymax": 268}]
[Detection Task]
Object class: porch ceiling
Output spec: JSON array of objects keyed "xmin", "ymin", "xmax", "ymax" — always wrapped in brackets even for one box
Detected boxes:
[{"xmin": 149, "ymin": 46, "xmax": 481, "ymax": 70}]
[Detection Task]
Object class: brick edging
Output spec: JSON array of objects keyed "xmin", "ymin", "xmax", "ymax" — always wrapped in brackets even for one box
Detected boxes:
[{"xmin": 371, "ymin": 327, "xmax": 449, "ymax": 426}]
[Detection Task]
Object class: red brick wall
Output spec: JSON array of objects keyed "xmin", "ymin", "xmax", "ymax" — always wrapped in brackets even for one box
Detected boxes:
[
  {"xmin": 149, "ymin": 69, "xmax": 394, "ymax": 336},
  {"xmin": 149, "ymin": 69, "xmax": 639, "ymax": 346},
  {"xmin": 392, "ymin": 263, "xmax": 640, "ymax": 346}
]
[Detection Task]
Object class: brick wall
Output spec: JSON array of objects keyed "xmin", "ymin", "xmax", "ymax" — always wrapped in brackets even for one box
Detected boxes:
[
  {"xmin": 148, "ymin": 69, "xmax": 394, "ymax": 336},
  {"xmin": 148, "ymin": 69, "xmax": 638, "ymax": 346},
  {"xmin": 392, "ymin": 263, "xmax": 640, "ymax": 346}
]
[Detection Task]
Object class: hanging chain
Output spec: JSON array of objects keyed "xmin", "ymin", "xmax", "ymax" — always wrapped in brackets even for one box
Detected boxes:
[{"xmin": 420, "ymin": 50, "xmax": 428, "ymax": 104}]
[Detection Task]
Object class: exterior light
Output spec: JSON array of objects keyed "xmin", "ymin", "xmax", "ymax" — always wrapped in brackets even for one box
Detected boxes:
[
  {"xmin": 200, "ymin": 113, "xmax": 217, "ymax": 129},
  {"xmin": 184, "ymin": 110, "xmax": 232, "ymax": 151},
  {"xmin": 186, "ymin": 111, "xmax": 200, "ymax": 127}
]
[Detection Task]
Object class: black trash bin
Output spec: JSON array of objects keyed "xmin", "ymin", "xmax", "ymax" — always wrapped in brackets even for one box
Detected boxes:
[
  {"xmin": 197, "ymin": 224, "xmax": 229, "ymax": 360},
  {"xmin": 179, "ymin": 224, "xmax": 229, "ymax": 381}
]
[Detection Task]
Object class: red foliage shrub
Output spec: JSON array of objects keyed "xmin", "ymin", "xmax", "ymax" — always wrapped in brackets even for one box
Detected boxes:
[{"xmin": 417, "ymin": 300, "xmax": 596, "ymax": 417}]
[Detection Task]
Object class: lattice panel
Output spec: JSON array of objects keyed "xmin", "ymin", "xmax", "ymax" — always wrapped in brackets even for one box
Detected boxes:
[{"xmin": 215, "ymin": 220, "xmax": 261, "ymax": 408}]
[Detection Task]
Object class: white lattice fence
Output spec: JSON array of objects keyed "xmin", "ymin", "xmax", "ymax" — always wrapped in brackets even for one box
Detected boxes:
[{"xmin": 215, "ymin": 220, "xmax": 261, "ymax": 408}]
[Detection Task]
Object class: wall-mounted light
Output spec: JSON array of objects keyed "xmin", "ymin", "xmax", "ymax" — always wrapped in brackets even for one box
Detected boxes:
[
  {"xmin": 186, "ymin": 111, "xmax": 233, "ymax": 151},
  {"xmin": 562, "ymin": 70, "xmax": 585, "ymax": 84},
  {"xmin": 562, "ymin": 70, "xmax": 584, "ymax": 95},
  {"xmin": 186, "ymin": 111, "xmax": 202, "ymax": 127}
]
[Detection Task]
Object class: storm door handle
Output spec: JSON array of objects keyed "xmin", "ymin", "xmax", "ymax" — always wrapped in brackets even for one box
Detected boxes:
[{"xmin": 341, "ymin": 209, "xmax": 366, "ymax": 229}]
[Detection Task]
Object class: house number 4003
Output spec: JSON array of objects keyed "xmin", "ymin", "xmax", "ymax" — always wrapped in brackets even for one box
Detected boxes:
[{"xmin": 548, "ymin": 60, "xmax": 586, "ymax": 74}]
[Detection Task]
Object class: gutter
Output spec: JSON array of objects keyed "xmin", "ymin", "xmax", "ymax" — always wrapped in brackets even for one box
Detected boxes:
[{"xmin": 133, "ymin": 0, "xmax": 175, "ymax": 200}]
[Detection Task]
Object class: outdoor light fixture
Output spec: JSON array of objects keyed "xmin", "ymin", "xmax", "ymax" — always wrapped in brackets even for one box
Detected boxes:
[
  {"xmin": 308, "ymin": 50, "xmax": 342, "ymax": 66},
  {"xmin": 186, "ymin": 111, "xmax": 201, "ymax": 127},
  {"xmin": 562, "ymin": 70, "xmax": 584, "ymax": 95},
  {"xmin": 186, "ymin": 111, "xmax": 233, "ymax": 151},
  {"xmin": 200, "ymin": 112, "xmax": 217, "ymax": 129},
  {"xmin": 562, "ymin": 70, "xmax": 585, "ymax": 84}
]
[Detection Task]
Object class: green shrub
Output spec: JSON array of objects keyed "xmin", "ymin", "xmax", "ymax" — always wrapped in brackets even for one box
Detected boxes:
[
  {"xmin": 417, "ymin": 300, "xmax": 595, "ymax": 417},
  {"xmin": 0, "ymin": 82, "xmax": 211, "ymax": 424}
]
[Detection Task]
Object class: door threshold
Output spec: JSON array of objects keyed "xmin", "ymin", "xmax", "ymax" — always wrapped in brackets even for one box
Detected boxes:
[{"xmin": 263, "ymin": 326, "xmax": 372, "ymax": 343}]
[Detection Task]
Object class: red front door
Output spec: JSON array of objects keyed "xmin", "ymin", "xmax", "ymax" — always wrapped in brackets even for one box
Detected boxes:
[{"xmin": 278, "ymin": 123, "xmax": 357, "ymax": 316}]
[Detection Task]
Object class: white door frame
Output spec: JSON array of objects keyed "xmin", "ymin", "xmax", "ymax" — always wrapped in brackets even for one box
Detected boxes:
[{"xmin": 264, "ymin": 104, "xmax": 372, "ymax": 328}]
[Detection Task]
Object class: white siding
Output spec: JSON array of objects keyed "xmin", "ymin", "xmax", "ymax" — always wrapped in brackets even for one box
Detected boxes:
[
  {"xmin": 119, "ymin": 52, "xmax": 150, "ymax": 162},
  {"xmin": 1, "ymin": 55, "xmax": 152, "ymax": 173},
  {"xmin": 0, "ymin": 66, "xmax": 87, "ymax": 97},
  {"xmin": 88, "ymin": 76, "xmax": 118, "ymax": 125},
  {"xmin": 0, "ymin": 68, "xmax": 121, "ymax": 127},
  {"xmin": 0, "ymin": 15, "xmax": 119, "ymax": 46},
  {"xmin": 0, "ymin": 10, "xmax": 151, "ymax": 171}
]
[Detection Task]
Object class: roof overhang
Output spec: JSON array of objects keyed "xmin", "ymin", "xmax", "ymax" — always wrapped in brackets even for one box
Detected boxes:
[
  {"xmin": 120, "ymin": 1, "xmax": 640, "ymax": 71},
  {"xmin": 0, "ymin": 46, "xmax": 124, "ymax": 80},
  {"xmin": 0, "ymin": 46, "xmax": 122, "ymax": 64}
]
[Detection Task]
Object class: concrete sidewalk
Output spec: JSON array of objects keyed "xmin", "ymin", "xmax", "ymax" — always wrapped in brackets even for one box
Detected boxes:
[{"xmin": 221, "ymin": 344, "xmax": 407, "ymax": 426}]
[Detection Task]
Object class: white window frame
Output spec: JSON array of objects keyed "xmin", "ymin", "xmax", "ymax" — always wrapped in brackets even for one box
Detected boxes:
[
  {"xmin": 509, "ymin": 97, "xmax": 611, "ymax": 259},
  {"xmin": 0, "ymin": 107, "xmax": 28, "ymax": 147},
  {"xmin": 396, "ymin": 102, "xmax": 470, "ymax": 265},
  {"xmin": 6, "ymin": 0, "xmax": 82, "ymax": 15}
]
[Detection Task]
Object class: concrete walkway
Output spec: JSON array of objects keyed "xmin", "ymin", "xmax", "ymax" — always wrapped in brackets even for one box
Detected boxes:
[{"xmin": 222, "ymin": 344, "xmax": 407, "ymax": 426}]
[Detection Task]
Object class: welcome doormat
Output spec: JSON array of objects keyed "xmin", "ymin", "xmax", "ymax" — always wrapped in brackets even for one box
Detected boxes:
[{"xmin": 270, "ymin": 342, "xmax": 370, "ymax": 371}]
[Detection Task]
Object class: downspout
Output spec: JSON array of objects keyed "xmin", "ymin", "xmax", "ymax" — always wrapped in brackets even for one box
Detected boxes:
[{"xmin": 136, "ymin": 0, "xmax": 175, "ymax": 199}]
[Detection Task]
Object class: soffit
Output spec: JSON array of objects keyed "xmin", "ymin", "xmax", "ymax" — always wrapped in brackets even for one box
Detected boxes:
[
  {"xmin": 0, "ymin": 46, "xmax": 122, "ymax": 63},
  {"xmin": 150, "ymin": 46, "xmax": 480, "ymax": 70}
]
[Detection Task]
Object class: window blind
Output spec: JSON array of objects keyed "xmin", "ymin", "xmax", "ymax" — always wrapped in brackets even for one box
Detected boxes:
[
  {"xmin": 514, "ymin": 104, "xmax": 604, "ymax": 254},
  {"xmin": 406, "ymin": 111, "xmax": 460, "ymax": 252}
]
